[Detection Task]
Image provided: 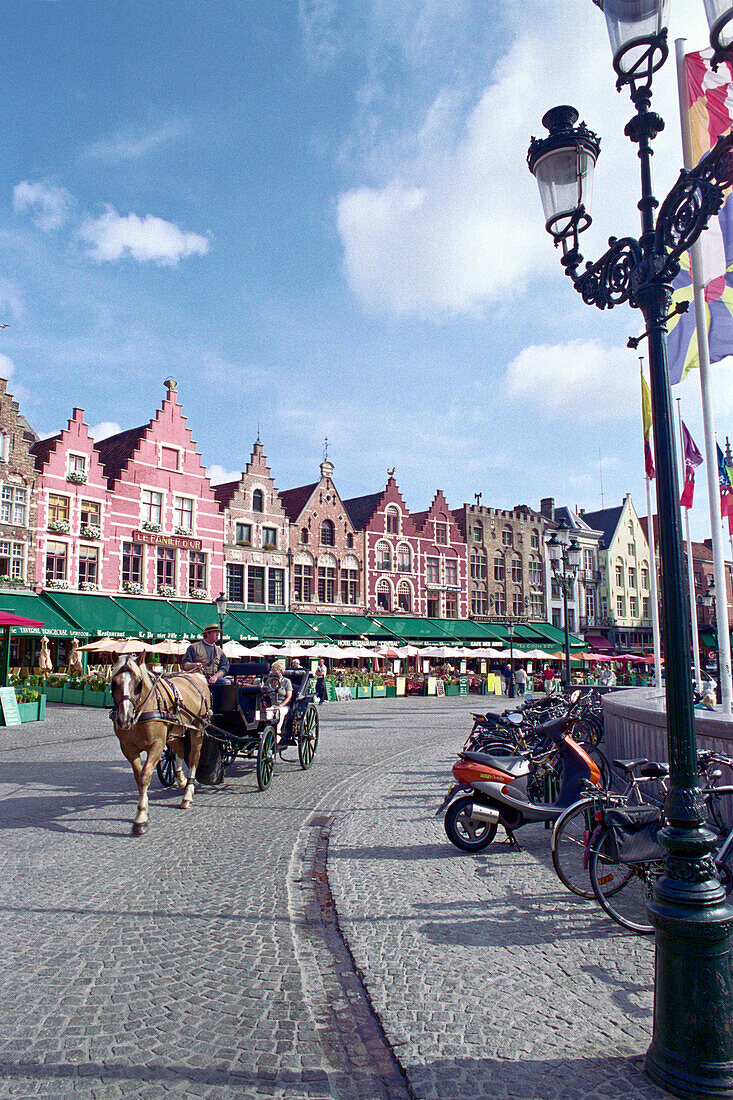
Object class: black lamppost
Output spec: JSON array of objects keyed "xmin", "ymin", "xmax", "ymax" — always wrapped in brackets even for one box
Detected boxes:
[
  {"xmin": 506, "ymin": 620, "xmax": 515, "ymax": 698},
  {"xmin": 546, "ymin": 521, "xmax": 580, "ymax": 689},
  {"xmin": 527, "ymin": 4, "xmax": 733, "ymax": 1095},
  {"xmin": 702, "ymin": 578, "xmax": 720, "ymax": 701},
  {"xmin": 215, "ymin": 591, "xmax": 227, "ymax": 643}
]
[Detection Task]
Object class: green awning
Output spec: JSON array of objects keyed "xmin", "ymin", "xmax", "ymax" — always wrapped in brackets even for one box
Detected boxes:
[
  {"xmin": 373, "ymin": 616, "xmax": 455, "ymax": 642},
  {"xmin": 338, "ymin": 615, "xmax": 400, "ymax": 640},
  {"xmin": 428, "ymin": 619, "xmax": 504, "ymax": 643},
  {"xmin": 295, "ymin": 613, "xmax": 362, "ymax": 639},
  {"xmin": 227, "ymin": 610, "xmax": 322, "ymax": 642},
  {"xmin": 700, "ymin": 633, "xmax": 716, "ymax": 649},
  {"xmin": 525, "ymin": 622, "xmax": 585, "ymax": 649},
  {"xmin": 0, "ymin": 592, "xmax": 81, "ymax": 637},
  {"xmin": 112, "ymin": 597, "xmax": 204, "ymax": 640},
  {"xmin": 163, "ymin": 600, "xmax": 255, "ymax": 641},
  {"xmin": 41, "ymin": 591, "xmax": 149, "ymax": 638}
]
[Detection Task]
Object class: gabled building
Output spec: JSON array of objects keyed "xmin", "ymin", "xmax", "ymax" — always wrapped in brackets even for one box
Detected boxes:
[
  {"xmin": 0, "ymin": 377, "xmax": 38, "ymax": 587},
  {"xmin": 344, "ymin": 475, "xmax": 422, "ymax": 615},
  {"xmin": 213, "ymin": 438, "xmax": 289, "ymax": 612},
  {"xmin": 539, "ymin": 500, "xmax": 604, "ymax": 644},
  {"xmin": 280, "ymin": 456, "xmax": 364, "ymax": 615},
  {"xmin": 412, "ymin": 490, "xmax": 467, "ymax": 619},
  {"xmin": 580, "ymin": 494, "xmax": 652, "ymax": 652},
  {"xmin": 94, "ymin": 378, "xmax": 224, "ymax": 599},
  {"xmin": 31, "ymin": 408, "xmax": 109, "ymax": 594}
]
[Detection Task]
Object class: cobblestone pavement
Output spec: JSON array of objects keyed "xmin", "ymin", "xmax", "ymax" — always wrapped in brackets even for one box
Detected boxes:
[{"xmin": 0, "ymin": 696, "xmax": 673, "ymax": 1099}]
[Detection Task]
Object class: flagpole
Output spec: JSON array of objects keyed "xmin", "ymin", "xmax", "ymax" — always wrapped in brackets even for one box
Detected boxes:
[
  {"xmin": 675, "ymin": 38, "xmax": 733, "ymax": 714},
  {"xmin": 677, "ymin": 397, "xmax": 702, "ymax": 692},
  {"xmin": 642, "ymin": 358, "xmax": 663, "ymax": 691}
]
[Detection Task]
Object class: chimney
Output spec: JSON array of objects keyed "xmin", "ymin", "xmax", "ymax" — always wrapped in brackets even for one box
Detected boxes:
[
  {"xmin": 540, "ymin": 497, "xmax": 555, "ymax": 521},
  {"xmin": 320, "ymin": 458, "xmax": 334, "ymax": 481}
]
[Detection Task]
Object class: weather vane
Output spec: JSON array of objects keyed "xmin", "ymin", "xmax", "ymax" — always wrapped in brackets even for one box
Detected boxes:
[{"xmin": 322, "ymin": 436, "xmax": 329, "ymax": 462}]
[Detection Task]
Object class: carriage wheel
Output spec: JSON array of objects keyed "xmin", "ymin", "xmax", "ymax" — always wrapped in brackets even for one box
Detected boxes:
[
  {"xmin": 256, "ymin": 724, "xmax": 277, "ymax": 791},
  {"xmin": 298, "ymin": 704, "xmax": 319, "ymax": 770},
  {"xmin": 156, "ymin": 746, "xmax": 176, "ymax": 788}
]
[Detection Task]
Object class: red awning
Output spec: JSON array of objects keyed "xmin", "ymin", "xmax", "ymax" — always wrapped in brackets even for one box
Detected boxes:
[
  {"xmin": 584, "ymin": 634, "xmax": 614, "ymax": 651},
  {"xmin": 0, "ymin": 611, "xmax": 44, "ymax": 629}
]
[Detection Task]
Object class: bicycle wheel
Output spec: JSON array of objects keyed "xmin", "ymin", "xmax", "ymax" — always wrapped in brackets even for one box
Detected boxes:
[
  {"xmin": 587, "ymin": 746, "xmax": 611, "ymax": 790},
  {"xmin": 588, "ymin": 827, "xmax": 660, "ymax": 935},
  {"xmin": 551, "ymin": 800, "xmax": 598, "ymax": 899}
]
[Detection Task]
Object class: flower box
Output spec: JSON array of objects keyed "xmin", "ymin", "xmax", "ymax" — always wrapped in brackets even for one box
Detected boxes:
[
  {"xmin": 175, "ymin": 527, "xmax": 192, "ymax": 536},
  {"xmin": 62, "ymin": 686, "xmax": 85, "ymax": 705},
  {"xmin": 80, "ymin": 525, "xmax": 101, "ymax": 539},
  {"xmin": 157, "ymin": 585, "xmax": 176, "ymax": 597},
  {"xmin": 123, "ymin": 581, "xmax": 143, "ymax": 595},
  {"xmin": 444, "ymin": 683, "xmax": 460, "ymax": 696},
  {"xmin": 48, "ymin": 520, "xmax": 70, "ymax": 534},
  {"xmin": 66, "ymin": 471, "xmax": 87, "ymax": 484},
  {"xmin": 142, "ymin": 522, "xmax": 162, "ymax": 533},
  {"xmin": 44, "ymin": 685, "xmax": 64, "ymax": 703},
  {"xmin": 79, "ymin": 582, "xmax": 98, "ymax": 592},
  {"xmin": 372, "ymin": 684, "xmax": 387, "ymax": 698},
  {"xmin": 83, "ymin": 685, "xmax": 110, "ymax": 707},
  {"xmin": 1, "ymin": 696, "xmax": 47, "ymax": 724},
  {"xmin": 46, "ymin": 579, "xmax": 69, "ymax": 590},
  {"xmin": 189, "ymin": 588, "xmax": 209, "ymax": 600}
]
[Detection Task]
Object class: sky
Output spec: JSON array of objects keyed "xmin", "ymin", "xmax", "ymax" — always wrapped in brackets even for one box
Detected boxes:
[{"xmin": 1, "ymin": 0, "xmax": 731, "ymax": 542}]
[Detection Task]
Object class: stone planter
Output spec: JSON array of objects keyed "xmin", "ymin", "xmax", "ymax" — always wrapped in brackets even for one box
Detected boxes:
[{"xmin": 62, "ymin": 686, "xmax": 85, "ymax": 706}]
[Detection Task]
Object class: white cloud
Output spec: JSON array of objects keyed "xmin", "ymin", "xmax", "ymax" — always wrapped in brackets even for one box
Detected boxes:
[
  {"xmin": 85, "ymin": 118, "xmax": 189, "ymax": 163},
  {"xmin": 207, "ymin": 464, "xmax": 241, "ymax": 486},
  {"xmin": 299, "ymin": 0, "xmax": 341, "ymax": 68},
  {"xmin": 505, "ymin": 339, "xmax": 639, "ymax": 421},
  {"xmin": 79, "ymin": 207, "xmax": 209, "ymax": 266},
  {"xmin": 0, "ymin": 353, "xmax": 15, "ymax": 381},
  {"xmin": 89, "ymin": 421, "xmax": 121, "ymax": 441},
  {"xmin": 13, "ymin": 179, "xmax": 72, "ymax": 231}
]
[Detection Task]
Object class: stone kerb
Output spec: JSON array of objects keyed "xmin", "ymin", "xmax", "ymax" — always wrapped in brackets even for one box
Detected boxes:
[{"xmin": 602, "ymin": 687, "xmax": 733, "ymax": 772}]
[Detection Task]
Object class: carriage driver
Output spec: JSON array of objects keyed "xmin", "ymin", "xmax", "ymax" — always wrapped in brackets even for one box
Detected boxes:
[
  {"xmin": 182, "ymin": 624, "xmax": 230, "ymax": 686},
  {"xmin": 263, "ymin": 660, "xmax": 293, "ymax": 744}
]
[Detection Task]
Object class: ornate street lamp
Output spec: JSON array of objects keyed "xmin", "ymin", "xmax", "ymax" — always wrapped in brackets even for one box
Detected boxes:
[
  {"xmin": 528, "ymin": 3, "xmax": 733, "ymax": 1095},
  {"xmin": 506, "ymin": 620, "xmax": 515, "ymax": 698},
  {"xmin": 706, "ymin": 0, "xmax": 733, "ymax": 67},
  {"xmin": 546, "ymin": 521, "xmax": 581, "ymax": 688},
  {"xmin": 215, "ymin": 591, "xmax": 227, "ymax": 643}
]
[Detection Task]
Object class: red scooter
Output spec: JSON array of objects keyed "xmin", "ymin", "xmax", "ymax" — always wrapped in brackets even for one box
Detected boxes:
[{"xmin": 437, "ymin": 693, "xmax": 603, "ymax": 851}]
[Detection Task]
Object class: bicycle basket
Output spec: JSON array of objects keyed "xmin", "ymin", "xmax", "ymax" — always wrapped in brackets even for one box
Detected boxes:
[{"xmin": 601, "ymin": 806, "xmax": 664, "ymax": 864}]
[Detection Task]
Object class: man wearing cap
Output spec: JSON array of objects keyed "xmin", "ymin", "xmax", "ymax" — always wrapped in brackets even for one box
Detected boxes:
[{"xmin": 182, "ymin": 624, "xmax": 230, "ymax": 686}]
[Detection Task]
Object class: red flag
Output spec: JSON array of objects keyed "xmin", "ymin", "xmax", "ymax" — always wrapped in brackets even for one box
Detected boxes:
[{"xmin": 679, "ymin": 421, "xmax": 703, "ymax": 509}]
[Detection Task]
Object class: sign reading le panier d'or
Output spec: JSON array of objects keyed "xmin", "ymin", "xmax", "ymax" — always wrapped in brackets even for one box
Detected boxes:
[{"xmin": 133, "ymin": 529, "xmax": 202, "ymax": 551}]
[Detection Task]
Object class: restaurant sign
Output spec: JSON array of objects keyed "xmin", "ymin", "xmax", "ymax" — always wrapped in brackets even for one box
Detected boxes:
[{"xmin": 134, "ymin": 529, "xmax": 202, "ymax": 551}]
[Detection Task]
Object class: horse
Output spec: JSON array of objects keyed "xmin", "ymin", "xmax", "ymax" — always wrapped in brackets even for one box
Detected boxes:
[{"xmin": 110, "ymin": 655, "xmax": 211, "ymax": 835}]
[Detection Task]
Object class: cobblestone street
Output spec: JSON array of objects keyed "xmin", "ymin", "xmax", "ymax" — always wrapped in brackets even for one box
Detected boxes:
[{"xmin": 0, "ymin": 697, "xmax": 672, "ymax": 1099}]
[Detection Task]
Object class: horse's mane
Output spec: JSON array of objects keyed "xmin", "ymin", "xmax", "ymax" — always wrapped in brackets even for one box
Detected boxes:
[{"xmin": 111, "ymin": 655, "xmax": 154, "ymax": 691}]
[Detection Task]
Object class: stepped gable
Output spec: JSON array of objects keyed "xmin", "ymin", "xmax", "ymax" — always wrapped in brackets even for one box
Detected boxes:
[
  {"xmin": 279, "ymin": 482, "xmax": 319, "ymax": 524},
  {"xmin": 30, "ymin": 433, "xmax": 61, "ymax": 470},
  {"xmin": 95, "ymin": 423, "xmax": 149, "ymax": 485},
  {"xmin": 213, "ymin": 478, "xmax": 240, "ymax": 509},
  {"xmin": 451, "ymin": 507, "xmax": 466, "ymax": 538},
  {"xmin": 33, "ymin": 408, "xmax": 108, "ymax": 481},
  {"xmin": 343, "ymin": 491, "xmax": 384, "ymax": 531}
]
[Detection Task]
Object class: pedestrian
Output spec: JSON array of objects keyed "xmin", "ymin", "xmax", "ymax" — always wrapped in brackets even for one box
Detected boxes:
[
  {"xmin": 515, "ymin": 665, "xmax": 527, "ymax": 696},
  {"xmin": 543, "ymin": 665, "xmax": 556, "ymax": 695},
  {"xmin": 315, "ymin": 657, "xmax": 328, "ymax": 704},
  {"xmin": 182, "ymin": 624, "xmax": 230, "ymax": 686},
  {"xmin": 503, "ymin": 662, "xmax": 513, "ymax": 696}
]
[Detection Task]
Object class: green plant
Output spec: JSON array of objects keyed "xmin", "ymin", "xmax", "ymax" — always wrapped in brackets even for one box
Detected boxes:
[
  {"xmin": 15, "ymin": 687, "xmax": 39, "ymax": 703},
  {"xmin": 87, "ymin": 677, "xmax": 108, "ymax": 692}
]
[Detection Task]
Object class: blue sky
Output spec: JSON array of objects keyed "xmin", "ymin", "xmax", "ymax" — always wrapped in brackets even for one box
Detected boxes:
[{"xmin": 1, "ymin": 0, "xmax": 730, "ymax": 540}]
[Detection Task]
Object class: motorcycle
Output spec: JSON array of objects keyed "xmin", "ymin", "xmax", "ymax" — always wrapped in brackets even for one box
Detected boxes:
[{"xmin": 437, "ymin": 691, "xmax": 604, "ymax": 852}]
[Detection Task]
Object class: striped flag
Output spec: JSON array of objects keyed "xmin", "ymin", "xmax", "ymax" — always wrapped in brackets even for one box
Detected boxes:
[
  {"xmin": 719, "ymin": 442, "xmax": 733, "ymax": 518},
  {"xmin": 680, "ymin": 421, "xmax": 703, "ymax": 509},
  {"xmin": 641, "ymin": 375, "xmax": 655, "ymax": 479}
]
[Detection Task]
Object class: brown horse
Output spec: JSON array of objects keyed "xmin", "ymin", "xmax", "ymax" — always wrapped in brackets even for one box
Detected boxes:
[{"xmin": 110, "ymin": 656, "xmax": 211, "ymax": 835}]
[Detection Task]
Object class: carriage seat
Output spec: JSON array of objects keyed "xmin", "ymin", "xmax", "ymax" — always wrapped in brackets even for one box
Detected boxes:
[{"xmin": 285, "ymin": 669, "xmax": 311, "ymax": 696}]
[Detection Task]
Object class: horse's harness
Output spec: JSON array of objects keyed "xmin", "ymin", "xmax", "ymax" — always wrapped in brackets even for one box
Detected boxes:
[{"xmin": 112, "ymin": 663, "xmax": 211, "ymax": 734}]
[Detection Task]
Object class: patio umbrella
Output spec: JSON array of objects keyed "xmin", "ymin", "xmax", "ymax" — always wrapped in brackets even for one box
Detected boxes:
[
  {"xmin": 107, "ymin": 638, "xmax": 154, "ymax": 656},
  {"xmin": 78, "ymin": 637, "xmax": 121, "ymax": 653},
  {"xmin": 151, "ymin": 638, "xmax": 191, "ymax": 656},
  {"xmin": 277, "ymin": 642, "xmax": 317, "ymax": 658},
  {"xmin": 375, "ymin": 645, "xmax": 402, "ymax": 659},
  {"xmin": 247, "ymin": 642, "xmax": 283, "ymax": 656},
  {"xmin": 223, "ymin": 639, "xmax": 249, "ymax": 658}
]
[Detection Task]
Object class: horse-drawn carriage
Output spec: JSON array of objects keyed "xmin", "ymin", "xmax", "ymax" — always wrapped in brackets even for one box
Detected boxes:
[{"xmin": 156, "ymin": 660, "xmax": 320, "ymax": 791}]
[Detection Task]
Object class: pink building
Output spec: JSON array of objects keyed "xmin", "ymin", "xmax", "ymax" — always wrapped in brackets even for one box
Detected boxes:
[
  {"xmin": 31, "ymin": 408, "xmax": 110, "ymax": 593},
  {"xmin": 344, "ymin": 476, "xmax": 422, "ymax": 615},
  {"xmin": 93, "ymin": 379, "xmax": 224, "ymax": 599},
  {"xmin": 412, "ymin": 490, "xmax": 468, "ymax": 619}
]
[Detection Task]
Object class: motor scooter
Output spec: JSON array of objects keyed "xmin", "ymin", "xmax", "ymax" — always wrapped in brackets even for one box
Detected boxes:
[{"xmin": 437, "ymin": 693, "xmax": 603, "ymax": 852}]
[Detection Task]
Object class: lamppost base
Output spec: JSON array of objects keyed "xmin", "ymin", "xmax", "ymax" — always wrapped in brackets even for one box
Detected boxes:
[{"xmin": 645, "ymin": 887, "xmax": 733, "ymax": 1099}]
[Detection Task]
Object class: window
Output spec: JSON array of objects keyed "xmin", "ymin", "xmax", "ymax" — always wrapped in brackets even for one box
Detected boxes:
[
  {"xmin": 341, "ymin": 568, "xmax": 359, "ymax": 605},
  {"xmin": 248, "ymin": 565, "xmax": 265, "ymax": 605},
  {"xmin": 643, "ymin": 597, "xmax": 650, "ymax": 619},
  {"xmin": 397, "ymin": 544, "xmax": 411, "ymax": 572},
  {"xmin": 529, "ymin": 560, "xmax": 543, "ymax": 586},
  {"xmin": 0, "ymin": 433, "xmax": 8, "ymax": 463},
  {"xmin": 78, "ymin": 546, "xmax": 98, "ymax": 586},
  {"xmin": 1, "ymin": 486, "xmax": 27, "ymax": 527},
  {"xmin": 641, "ymin": 565, "xmax": 649, "ymax": 588},
  {"xmin": 566, "ymin": 609, "xmax": 575, "ymax": 632},
  {"xmin": 294, "ymin": 564, "xmax": 312, "ymax": 602},
  {"xmin": 268, "ymin": 568, "xmax": 285, "ymax": 606},
  {"xmin": 227, "ymin": 563, "xmax": 244, "ymax": 603},
  {"xmin": 376, "ymin": 541, "xmax": 391, "ymax": 570},
  {"xmin": 300, "ymin": 527, "xmax": 309, "ymax": 544},
  {"xmin": 161, "ymin": 446, "xmax": 179, "ymax": 470},
  {"xmin": 189, "ymin": 551, "xmax": 207, "ymax": 592},
  {"xmin": 530, "ymin": 594, "xmax": 543, "ymax": 617},
  {"xmin": 0, "ymin": 540, "xmax": 23, "ymax": 579},
  {"xmin": 502, "ymin": 528, "xmax": 513, "ymax": 546},
  {"xmin": 512, "ymin": 557, "xmax": 522, "ymax": 583},
  {"xmin": 262, "ymin": 527, "xmax": 277, "ymax": 549},
  {"xmin": 173, "ymin": 496, "xmax": 194, "ymax": 531},
  {"xmin": 494, "ymin": 592, "xmax": 506, "ymax": 616},
  {"xmin": 46, "ymin": 540, "xmax": 67, "ymax": 582},
  {"xmin": 513, "ymin": 593, "xmax": 524, "ymax": 616},
  {"xmin": 47, "ymin": 494, "xmax": 69, "ymax": 525},
  {"xmin": 68, "ymin": 454, "xmax": 86, "ymax": 476},
  {"xmin": 494, "ymin": 555, "xmax": 505, "ymax": 582},
  {"xmin": 346, "ymin": 532, "xmax": 354, "ymax": 549},
  {"xmin": 156, "ymin": 547, "xmax": 176, "ymax": 590},
  {"xmin": 318, "ymin": 565, "xmax": 336, "ymax": 603},
  {"xmin": 470, "ymin": 551, "xmax": 486, "ymax": 580},
  {"xmin": 397, "ymin": 581, "xmax": 411, "ymax": 612},
  {"xmin": 235, "ymin": 522, "xmax": 252, "ymax": 545},
  {"xmin": 377, "ymin": 579, "xmax": 391, "ymax": 610},
  {"xmin": 320, "ymin": 519, "xmax": 335, "ymax": 546},
  {"xmin": 142, "ymin": 490, "xmax": 163, "ymax": 526},
  {"xmin": 551, "ymin": 579, "xmax": 561, "ymax": 600},
  {"xmin": 617, "ymin": 595, "xmax": 625, "ymax": 618},
  {"xmin": 252, "ymin": 489, "xmax": 264, "ymax": 513},
  {"xmin": 472, "ymin": 592, "xmax": 488, "ymax": 616},
  {"xmin": 531, "ymin": 531, "xmax": 539, "ymax": 550},
  {"xmin": 445, "ymin": 593, "xmax": 457, "ymax": 618},
  {"xmin": 552, "ymin": 608, "xmax": 562, "ymax": 628},
  {"xmin": 435, "ymin": 521, "xmax": 448, "ymax": 545},
  {"xmin": 473, "ymin": 522, "xmax": 483, "ymax": 542},
  {"xmin": 386, "ymin": 507, "xmax": 399, "ymax": 534},
  {"xmin": 629, "ymin": 596, "xmax": 638, "ymax": 618},
  {"xmin": 584, "ymin": 549, "xmax": 594, "ymax": 570},
  {"xmin": 446, "ymin": 560, "xmax": 458, "ymax": 587},
  {"xmin": 426, "ymin": 557, "xmax": 439, "ymax": 585},
  {"xmin": 427, "ymin": 596, "xmax": 439, "ymax": 617},
  {"xmin": 585, "ymin": 592, "xmax": 596, "ymax": 618},
  {"xmin": 695, "ymin": 570, "xmax": 703, "ymax": 588},
  {"xmin": 122, "ymin": 542, "xmax": 143, "ymax": 587},
  {"xmin": 628, "ymin": 567, "xmax": 636, "ymax": 588},
  {"xmin": 615, "ymin": 564, "xmax": 624, "ymax": 587},
  {"xmin": 628, "ymin": 542, "xmax": 635, "ymax": 557},
  {"xmin": 80, "ymin": 500, "xmax": 101, "ymax": 527}
]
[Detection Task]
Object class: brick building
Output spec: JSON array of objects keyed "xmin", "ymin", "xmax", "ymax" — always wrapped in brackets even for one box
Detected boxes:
[
  {"xmin": 0, "ymin": 377, "xmax": 38, "ymax": 587},
  {"xmin": 344, "ymin": 475, "xmax": 422, "ymax": 615},
  {"xmin": 412, "ymin": 490, "xmax": 467, "ymax": 619},
  {"xmin": 214, "ymin": 438, "xmax": 289, "ymax": 612},
  {"xmin": 280, "ymin": 457, "xmax": 364, "ymax": 615},
  {"xmin": 31, "ymin": 408, "xmax": 109, "ymax": 594},
  {"xmin": 454, "ymin": 502, "xmax": 548, "ymax": 622}
]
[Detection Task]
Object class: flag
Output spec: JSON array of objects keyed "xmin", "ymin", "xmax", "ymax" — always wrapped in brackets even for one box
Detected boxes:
[
  {"xmin": 680, "ymin": 421, "xmax": 703, "ymax": 508},
  {"xmin": 718, "ymin": 442, "xmax": 733, "ymax": 518},
  {"xmin": 640, "ymin": 375, "xmax": 655, "ymax": 478},
  {"xmin": 668, "ymin": 50, "xmax": 733, "ymax": 384}
]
